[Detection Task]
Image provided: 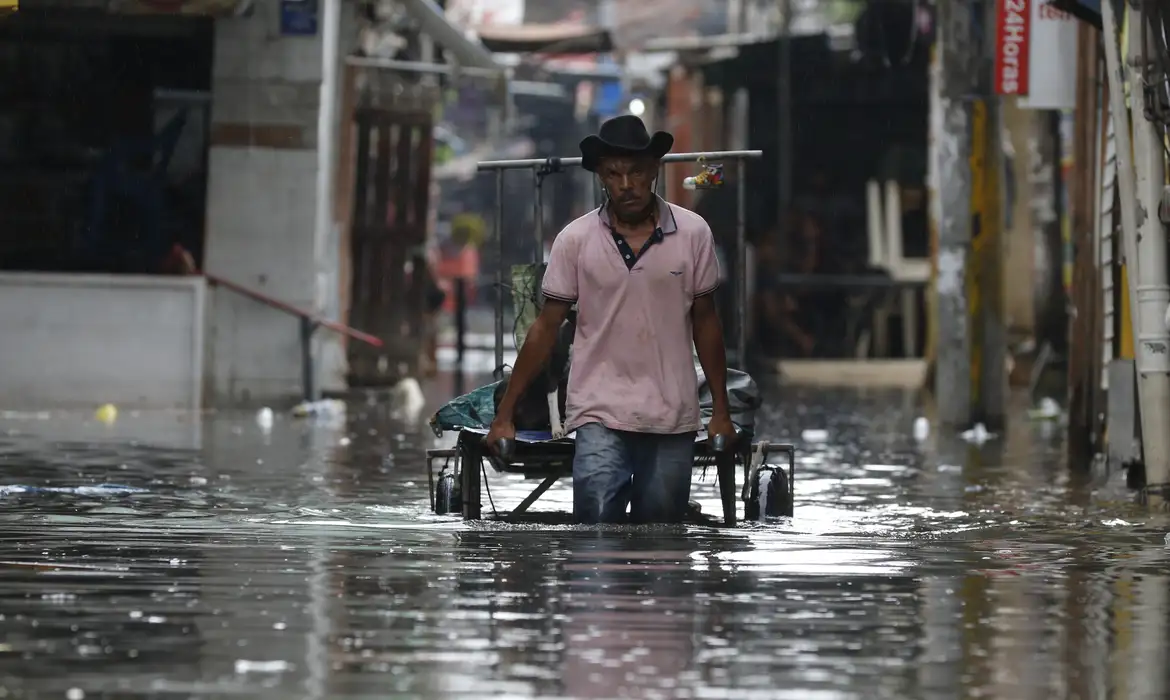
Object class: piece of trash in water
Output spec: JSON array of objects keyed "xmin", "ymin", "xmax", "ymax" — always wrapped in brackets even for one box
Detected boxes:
[
  {"xmin": 339, "ymin": 436, "xmax": 351, "ymax": 446},
  {"xmin": 256, "ymin": 407, "xmax": 274, "ymax": 431},
  {"xmin": 234, "ymin": 659, "xmax": 293, "ymax": 674},
  {"xmin": 1027, "ymin": 397, "xmax": 1062, "ymax": 421},
  {"xmin": 913, "ymin": 417, "xmax": 930, "ymax": 441},
  {"xmin": 801, "ymin": 429, "xmax": 829, "ymax": 443},
  {"xmin": 959, "ymin": 423, "xmax": 996, "ymax": 444},
  {"xmin": 292, "ymin": 399, "xmax": 346, "ymax": 419},
  {"xmin": 1164, "ymin": 532, "xmax": 1170, "ymax": 547},
  {"xmin": 94, "ymin": 403, "xmax": 118, "ymax": 425},
  {"xmin": 388, "ymin": 377, "xmax": 426, "ymax": 423},
  {"xmin": 66, "ymin": 689, "xmax": 85, "ymax": 700}
]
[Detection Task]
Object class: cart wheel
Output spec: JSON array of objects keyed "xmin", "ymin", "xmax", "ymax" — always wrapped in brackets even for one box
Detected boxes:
[
  {"xmin": 745, "ymin": 466, "xmax": 792, "ymax": 520},
  {"xmin": 435, "ymin": 472, "xmax": 462, "ymax": 515}
]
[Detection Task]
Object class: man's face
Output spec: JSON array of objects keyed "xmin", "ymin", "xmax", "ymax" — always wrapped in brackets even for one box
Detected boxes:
[{"xmin": 598, "ymin": 156, "xmax": 657, "ymax": 220}]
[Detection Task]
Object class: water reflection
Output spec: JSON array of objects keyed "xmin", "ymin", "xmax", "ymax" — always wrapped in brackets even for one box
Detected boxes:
[{"xmin": 0, "ymin": 384, "xmax": 1169, "ymax": 699}]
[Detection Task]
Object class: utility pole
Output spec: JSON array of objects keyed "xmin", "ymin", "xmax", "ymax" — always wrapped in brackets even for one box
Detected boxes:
[
  {"xmin": 930, "ymin": 0, "xmax": 1007, "ymax": 428},
  {"xmin": 1126, "ymin": 2, "xmax": 1170, "ymax": 505},
  {"xmin": 931, "ymin": 1, "xmax": 976, "ymax": 427}
]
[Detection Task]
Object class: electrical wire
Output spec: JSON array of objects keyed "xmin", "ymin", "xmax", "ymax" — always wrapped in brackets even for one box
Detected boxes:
[{"xmin": 1139, "ymin": 0, "xmax": 1170, "ymax": 161}]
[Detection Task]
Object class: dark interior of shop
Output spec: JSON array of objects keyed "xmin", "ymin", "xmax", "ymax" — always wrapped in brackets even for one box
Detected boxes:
[{"xmin": 0, "ymin": 11, "xmax": 214, "ymax": 275}]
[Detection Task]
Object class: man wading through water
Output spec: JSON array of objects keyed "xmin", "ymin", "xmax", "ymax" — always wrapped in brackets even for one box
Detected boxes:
[{"xmin": 487, "ymin": 115, "xmax": 735, "ymax": 524}]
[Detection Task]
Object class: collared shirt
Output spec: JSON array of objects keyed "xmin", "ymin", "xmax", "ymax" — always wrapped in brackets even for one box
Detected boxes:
[{"xmin": 541, "ymin": 195, "xmax": 721, "ymax": 435}]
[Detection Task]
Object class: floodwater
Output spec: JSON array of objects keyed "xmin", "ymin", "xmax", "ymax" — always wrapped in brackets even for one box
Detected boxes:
[{"xmin": 1, "ymin": 382, "xmax": 1168, "ymax": 700}]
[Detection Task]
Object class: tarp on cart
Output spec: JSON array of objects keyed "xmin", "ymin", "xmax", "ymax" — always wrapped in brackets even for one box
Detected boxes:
[{"xmin": 429, "ymin": 363, "xmax": 762, "ymax": 436}]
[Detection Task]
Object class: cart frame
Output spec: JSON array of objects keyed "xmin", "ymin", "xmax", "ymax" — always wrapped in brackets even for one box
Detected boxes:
[{"xmin": 427, "ymin": 148, "xmax": 796, "ymax": 525}]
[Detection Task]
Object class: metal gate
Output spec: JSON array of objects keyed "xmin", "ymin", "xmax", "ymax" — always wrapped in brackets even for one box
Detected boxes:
[{"xmin": 346, "ymin": 78, "xmax": 436, "ymax": 386}]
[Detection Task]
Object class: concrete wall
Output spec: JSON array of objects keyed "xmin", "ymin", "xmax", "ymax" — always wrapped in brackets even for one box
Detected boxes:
[
  {"xmin": 0, "ymin": 273, "xmax": 205, "ymax": 410},
  {"xmin": 203, "ymin": 0, "xmax": 355, "ymax": 407}
]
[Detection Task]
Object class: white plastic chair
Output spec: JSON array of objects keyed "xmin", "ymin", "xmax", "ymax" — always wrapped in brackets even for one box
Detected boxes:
[{"xmin": 864, "ymin": 179, "xmax": 929, "ymax": 357}]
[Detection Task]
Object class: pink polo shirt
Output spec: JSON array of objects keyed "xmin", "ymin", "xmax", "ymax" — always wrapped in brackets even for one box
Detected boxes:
[{"xmin": 541, "ymin": 197, "xmax": 721, "ymax": 435}]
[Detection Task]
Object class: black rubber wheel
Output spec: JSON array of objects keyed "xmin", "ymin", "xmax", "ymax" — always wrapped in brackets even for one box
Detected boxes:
[
  {"xmin": 435, "ymin": 472, "xmax": 462, "ymax": 515},
  {"xmin": 745, "ymin": 466, "xmax": 792, "ymax": 520}
]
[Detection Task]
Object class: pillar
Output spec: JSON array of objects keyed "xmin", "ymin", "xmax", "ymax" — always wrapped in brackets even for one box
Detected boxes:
[
  {"xmin": 931, "ymin": 1, "xmax": 976, "ymax": 427},
  {"xmin": 203, "ymin": 0, "xmax": 354, "ymax": 406},
  {"xmin": 931, "ymin": 0, "xmax": 1007, "ymax": 428}
]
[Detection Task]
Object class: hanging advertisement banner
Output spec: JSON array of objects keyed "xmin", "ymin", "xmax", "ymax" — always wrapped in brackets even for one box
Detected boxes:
[
  {"xmin": 1018, "ymin": 1, "xmax": 1078, "ymax": 109},
  {"xmin": 994, "ymin": 0, "xmax": 1031, "ymax": 95}
]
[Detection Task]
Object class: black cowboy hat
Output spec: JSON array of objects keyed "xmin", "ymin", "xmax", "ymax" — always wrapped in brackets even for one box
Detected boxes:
[{"xmin": 579, "ymin": 114, "xmax": 674, "ymax": 172}]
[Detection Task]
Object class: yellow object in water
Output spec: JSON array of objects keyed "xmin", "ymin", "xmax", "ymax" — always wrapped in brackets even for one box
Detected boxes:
[{"xmin": 95, "ymin": 403, "xmax": 118, "ymax": 424}]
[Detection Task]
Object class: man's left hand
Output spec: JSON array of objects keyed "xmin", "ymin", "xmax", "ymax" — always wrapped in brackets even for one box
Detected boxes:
[{"xmin": 707, "ymin": 410, "xmax": 736, "ymax": 447}]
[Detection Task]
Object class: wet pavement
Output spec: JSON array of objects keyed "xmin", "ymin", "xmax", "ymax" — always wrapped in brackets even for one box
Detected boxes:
[{"xmin": 0, "ymin": 381, "xmax": 1168, "ymax": 700}]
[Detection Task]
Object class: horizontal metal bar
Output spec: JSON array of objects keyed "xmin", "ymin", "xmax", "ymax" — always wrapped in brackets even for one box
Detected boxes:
[
  {"xmin": 476, "ymin": 150, "xmax": 764, "ymax": 172},
  {"xmin": 206, "ymin": 273, "xmax": 384, "ymax": 348}
]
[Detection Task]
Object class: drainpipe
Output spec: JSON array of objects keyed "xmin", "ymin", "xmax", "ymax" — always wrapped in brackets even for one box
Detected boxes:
[
  {"xmin": 314, "ymin": 0, "xmax": 342, "ymax": 393},
  {"xmin": 1125, "ymin": 2, "xmax": 1170, "ymax": 504}
]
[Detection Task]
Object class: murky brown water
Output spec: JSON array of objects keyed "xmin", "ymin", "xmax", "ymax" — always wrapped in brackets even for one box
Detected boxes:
[{"xmin": 0, "ymin": 382, "xmax": 1168, "ymax": 700}]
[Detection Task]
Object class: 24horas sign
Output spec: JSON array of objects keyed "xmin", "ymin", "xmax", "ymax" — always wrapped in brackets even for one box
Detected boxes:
[
  {"xmin": 995, "ymin": 0, "xmax": 1031, "ymax": 95},
  {"xmin": 995, "ymin": 0, "xmax": 1078, "ymax": 108}
]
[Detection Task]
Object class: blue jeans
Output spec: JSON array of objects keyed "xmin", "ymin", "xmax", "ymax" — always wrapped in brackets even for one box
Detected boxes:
[{"xmin": 572, "ymin": 422, "xmax": 696, "ymax": 524}]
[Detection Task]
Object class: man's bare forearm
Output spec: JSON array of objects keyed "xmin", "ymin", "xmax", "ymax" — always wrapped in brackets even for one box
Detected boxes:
[
  {"xmin": 692, "ymin": 297, "xmax": 729, "ymax": 414},
  {"xmin": 495, "ymin": 300, "xmax": 571, "ymax": 420}
]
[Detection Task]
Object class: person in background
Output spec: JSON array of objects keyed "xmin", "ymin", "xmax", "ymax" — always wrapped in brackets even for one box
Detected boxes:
[
  {"xmin": 755, "ymin": 209, "xmax": 843, "ymax": 357},
  {"xmin": 413, "ymin": 249, "xmax": 447, "ymax": 378}
]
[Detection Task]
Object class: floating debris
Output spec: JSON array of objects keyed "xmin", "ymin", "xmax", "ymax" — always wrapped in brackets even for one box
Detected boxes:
[
  {"xmin": 235, "ymin": 659, "xmax": 293, "ymax": 674},
  {"xmin": 291, "ymin": 399, "xmax": 346, "ymax": 419},
  {"xmin": 960, "ymin": 423, "xmax": 996, "ymax": 444},
  {"xmin": 1027, "ymin": 397, "xmax": 1062, "ymax": 421},
  {"xmin": 255, "ymin": 407, "xmax": 274, "ymax": 432},
  {"xmin": 801, "ymin": 429, "xmax": 829, "ymax": 443},
  {"xmin": 913, "ymin": 417, "xmax": 930, "ymax": 442},
  {"xmin": 94, "ymin": 403, "xmax": 118, "ymax": 425}
]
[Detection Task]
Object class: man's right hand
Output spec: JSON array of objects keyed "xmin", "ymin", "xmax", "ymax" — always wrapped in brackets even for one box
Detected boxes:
[{"xmin": 486, "ymin": 417, "xmax": 516, "ymax": 454}]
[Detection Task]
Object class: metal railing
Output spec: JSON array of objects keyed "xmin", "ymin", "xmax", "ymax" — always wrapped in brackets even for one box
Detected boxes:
[{"xmin": 204, "ymin": 273, "xmax": 383, "ymax": 402}]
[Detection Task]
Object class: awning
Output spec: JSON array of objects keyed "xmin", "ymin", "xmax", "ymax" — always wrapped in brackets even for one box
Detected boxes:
[
  {"xmin": 1050, "ymin": 0, "xmax": 1102, "ymax": 28},
  {"xmin": 396, "ymin": 0, "xmax": 502, "ymax": 75},
  {"xmin": 475, "ymin": 23, "xmax": 613, "ymax": 54}
]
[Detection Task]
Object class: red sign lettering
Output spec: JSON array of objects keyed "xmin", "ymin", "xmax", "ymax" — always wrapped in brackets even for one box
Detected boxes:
[{"xmin": 995, "ymin": 0, "xmax": 1031, "ymax": 95}]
